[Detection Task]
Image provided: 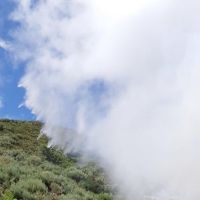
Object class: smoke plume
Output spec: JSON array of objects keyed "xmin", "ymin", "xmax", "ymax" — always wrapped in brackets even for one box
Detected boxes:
[{"xmin": 8, "ymin": 0, "xmax": 200, "ymax": 199}]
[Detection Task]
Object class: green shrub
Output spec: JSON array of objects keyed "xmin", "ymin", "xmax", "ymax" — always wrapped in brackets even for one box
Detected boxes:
[
  {"xmin": 40, "ymin": 161, "xmax": 56, "ymax": 171},
  {"xmin": 82, "ymin": 178, "xmax": 105, "ymax": 194},
  {"xmin": 3, "ymin": 149, "xmax": 25, "ymax": 159},
  {"xmin": 98, "ymin": 193, "xmax": 115, "ymax": 200},
  {"xmin": 0, "ymin": 136, "xmax": 16, "ymax": 147},
  {"xmin": 10, "ymin": 178, "xmax": 47, "ymax": 199},
  {"xmin": 1, "ymin": 191, "xmax": 14, "ymax": 200},
  {"xmin": 0, "ymin": 124, "xmax": 4, "ymax": 131},
  {"xmin": 42, "ymin": 147, "xmax": 72, "ymax": 167},
  {"xmin": 38, "ymin": 171, "xmax": 60, "ymax": 187},
  {"xmin": 50, "ymin": 182, "xmax": 62, "ymax": 195},
  {"xmin": 27, "ymin": 155, "xmax": 42, "ymax": 166},
  {"xmin": 58, "ymin": 193, "xmax": 86, "ymax": 200},
  {"xmin": 67, "ymin": 169, "xmax": 87, "ymax": 183},
  {"xmin": 0, "ymin": 120, "xmax": 116, "ymax": 199},
  {"xmin": 0, "ymin": 161, "xmax": 21, "ymax": 186}
]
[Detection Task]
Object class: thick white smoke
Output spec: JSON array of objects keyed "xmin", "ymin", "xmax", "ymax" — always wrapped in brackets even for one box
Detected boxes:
[{"xmin": 9, "ymin": 0, "xmax": 200, "ymax": 199}]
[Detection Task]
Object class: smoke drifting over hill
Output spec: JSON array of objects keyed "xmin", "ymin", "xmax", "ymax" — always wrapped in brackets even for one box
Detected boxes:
[{"xmin": 8, "ymin": 0, "xmax": 200, "ymax": 199}]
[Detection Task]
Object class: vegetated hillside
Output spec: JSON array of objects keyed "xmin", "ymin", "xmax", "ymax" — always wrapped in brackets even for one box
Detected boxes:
[{"xmin": 0, "ymin": 119, "xmax": 116, "ymax": 200}]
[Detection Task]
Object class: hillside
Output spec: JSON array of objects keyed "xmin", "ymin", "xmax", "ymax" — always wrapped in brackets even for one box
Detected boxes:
[{"xmin": 0, "ymin": 119, "xmax": 116, "ymax": 200}]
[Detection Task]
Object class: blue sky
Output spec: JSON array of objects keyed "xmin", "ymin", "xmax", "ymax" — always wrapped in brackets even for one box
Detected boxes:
[
  {"xmin": 0, "ymin": 0, "xmax": 108, "ymax": 122},
  {"xmin": 0, "ymin": 1, "xmax": 35, "ymax": 120}
]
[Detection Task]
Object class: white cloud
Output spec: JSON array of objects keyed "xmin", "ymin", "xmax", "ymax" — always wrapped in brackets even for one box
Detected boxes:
[
  {"xmin": 0, "ymin": 38, "xmax": 11, "ymax": 50},
  {"xmin": 9, "ymin": 0, "xmax": 200, "ymax": 199}
]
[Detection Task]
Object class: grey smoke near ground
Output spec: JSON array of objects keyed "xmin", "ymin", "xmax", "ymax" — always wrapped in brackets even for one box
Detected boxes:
[{"xmin": 8, "ymin": 0, "xmax": 200, "ymax": 199}]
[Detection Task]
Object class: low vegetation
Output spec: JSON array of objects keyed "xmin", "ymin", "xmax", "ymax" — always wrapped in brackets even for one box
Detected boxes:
[{"xmin": 0, "ymin": 119, "xmax": 116, "ymax": 200}]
